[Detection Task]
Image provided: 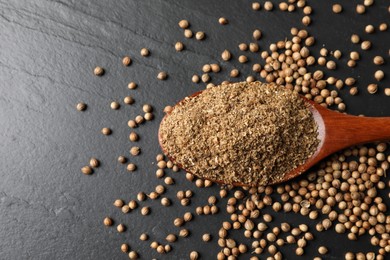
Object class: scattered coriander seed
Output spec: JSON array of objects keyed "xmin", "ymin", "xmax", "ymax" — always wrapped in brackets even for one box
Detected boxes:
[
  {"xmin": 174, "ymin": 217, "xmax": 184, "ymax": 227},
  {"xmin": 130, "ymin": 146, "xmax": 140, "ymax": 156},
  {"xmin": 76, "ymin": 103, "xmax": 86, "ymax": 111},
  {"xmin": 202, "ymin": 233, "xmax": 211, "ymax": 242},
  {"xmin": 101, "ymin": 127, "xmax": 112, "ymax": 135},
  {"xmin": 179, "ymin": 229, "xmax": 189, "ymax": 237},
  {"xmin": 140, "ymin": 48, "xmax": 150, "ymax": 57},
  {"xmin": 89, "ymin": 158, "xmax": 99, "ymax": 168},
  {"xmin": 110, "ymin": 101, "xmax": 120, "ymax": 110},
  {"xmin": 318, "ymin": 246, "xmax": 328, "ymax": 255},
  {"xmin": 178, "ymin": 19, "xmax": 189, "ymax": 29},
  {"xmin": 137, "ymin": 192, "xmax": 146, "ymax": 201},
  {"xmin": 141, "ymin": 206, "xmax": 150, "ymax": 215},
  {"xmin": 127, "ymin": 163, "xmax": 136, "ymax": 172},
  {"xmin": 175, "ymin": 42, "xmax": 184, "ymax": 51},
  {"xmin": 164, "ymin": 176, "xmax": 174, "ymax": 185},
  {"xmin": 253, "ymin": 29, "xmax": 262, "ymax": 40},
  {"xmin": 122, "ymin": 56, "xmax": 131, "ymax": 66},
  {"xmin": 103, "ymin": 217, "xmax": 113, "ymax": 226},
  {"xmin": 81, "ymin": 166, "xmax": 93, "ymax": 175},
  {"xmin": 367, "ymin": 84, "xmax": 378, "ymax": 94},
  {"xmin": 332, "ymin": 4, "xmax": 343, "ymax": 13},
  {"xmin": 230, "ymin": 69, "xmax": 239, "ymax": 77},
  {"xmin": 156, "ymin": 245, "xmax": 164, "ymax": 254},
  {"xmin": 192, "ymin": 75, "xmax": 200, "ymax": 83},
  {"xmin": 373, "ymin": 56, "xmax": 384, "ymax": 65},
  {"xmin": 385, "ymin": 88, "xmax": 390, "ymax": 96},
  {"xmin": 135, "ymin": 115, "xmax": 145, "ymax": 124},
  {"xmin": 211, "ymin": 64, "xmax": 220, "ymax": 73},
  {"xmin": 356, "ymin": 4, "xmax": 366, "ymax": 14},
  {"xmin": 117, "ymin": 224, "xmax": 125, "ymax": 233},
  {"xmin": 157, "ymin": 72, "xmax": 168, "ymax": 80},
  {"xmin": 374, "ymin": 70, "xmax": 384, "ymax": 81},
  {"xmin": 195, "ymin": 31, "xmax": 205, "ymax": 40},
  {"xmin": 166, "ymin": 234, "xmax": 177, "ymax": 242},
  {"xmin": 128, "ymin": 120, "xmax": 137, "ymax": 128},
  {"xmin": 218, "ymin": 17, "xmax": 228, "ymax": 25},
  {"xmin": 238, "ymin": 55, "xmax": 248, "ymax": 63},
  {"xmin": 350, "ymin": 51, "xmax": 360, "ymax": 61},
  {"xmin": 364, "ymin": 0, "xmax": 374, "ymax": 6},
  {"xmin": 252, "ymin": 2, "xmax": 260, "ymax": 11},
  {"xmin": 221, "ymin": 50, "xmax": 232, "ymax": 61},
  {"xmin": 379, "ymin": 23, "xmax": 388, "ymax": 31},
  {"xmin": 114, "ymin": 199, "xmax": 124, "ymax": 208},
  {"xmin": 140, "ymin": 233, "xmax": 148, "ymax": 241},
  {"xmin": 128, "ymin": 200, "xmax": 137, "ymax": 209},
  {"xmin": 361, "ymin": 40, "xmax": 371, "ymax": 50},
  {"xmin": 118, "ymin": 156, "xmax": 127, "ymax": 164},
  {"xmin": 190, "ymin": 251, "xmax": 199, "ymax": 260},
  {"xmin": 184, "ymin": 29, "xmax": 193, "ymax": 38},
  {"xmin": 365, "ymin": 25, "xmax": 375, "ymax": 34},
  {"xmin": 239, "ymin": 43, "xmax": 248, "ymax": 51},
  {"xmin": 302, "ymin": 16, "xmax": 311, "ymax": 26},
  {"xmin": 184, "ymin": 212, "xmax": 193, "ymax": 222},
  {"xmin": 326, "ymin": 61, "xmax": 336, "ymax": 70},
  {"xmin": 94, "ymin": 66, "xmax": 104, "ymax": 76},
  {"xmin": 121, "ymin": 205, "xmax": 130, "ymax": 214},
  {"xmin": 161, "ymin": 197, "xmax": 171, "ymax": 206},
  {"xmin": 124, "ymin": 96, "xmax": 134, "ymax": 105},
  {"xmin": 128, "ymin": 82, "xmax": 137, "ymax": 89},
  {"xmin": 264, "ymin": 1, "xmax": 273, "ymax": 11},
  {"xmin": 121, "ymin": 243, "xmax": 129, "ymax": 253},
  {"xmin": 296, "ymin": 247, "xmax": 304, "ymax": 256},
  {"xmin": 128, "ymin": 251, "xmax": 138, "ymax": 259},
  {"xmin": 333, "ymin": 50, "xmax": 342, "ymax": 59},
  {"xmin": 351, "ymin": 34, "xmax": 360, "ymax": 44}
]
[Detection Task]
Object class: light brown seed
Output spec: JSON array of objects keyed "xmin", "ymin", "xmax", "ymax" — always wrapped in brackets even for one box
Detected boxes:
[
  {"xmin": 175, "ymin": 42, "xmax": 184, "ymax": 51},
  {"xmin": 356, "ymin": 4, "xmax": 366, "ymax": 14},
  {"xmin": 361, "ymin": 41, "xmax": 371, "ymax": 50},
  {"xmin": 122, "ymin": 56, "xmax": 131, "ymax": 66},
  {"xmin": 76, "ymin": 103, "xmax": 86, "ymax": 111},
  {"xmin": 89, "ymin": 158, "xmax": 99, "ymax": 168},
  {"xmin": 178, "ymin": 19, "xmax": 189, "ymax": 29},
  {"xmin": 218, "ymin": 17, "xmax": 228, "ymax": 25},
  {"xmin": 110, "ymin": 101, "xmax": 120, "ymax": 110},
  {"xmin": 379, "ymin": 23, "xmax": 388, "ymax": 31},
  {"xmin": 252, "ymin": 2, "xmax": 261, "ymax": 11},
  {"xmin": 94, "ymin": 66, "xmax": 104, "ymax": 76},
  {"xmin": 140, "ymin": 48, "xmax": 150, "ymax": 57},
  {"xmin": 130, "ymin": 146, "xmax": 140, "ymax": 156},
  {"xmin": 141, "ymin": 206, "xmax": 150, "ymax": 215},
  {"xmin": 103, "ymin": 217, "xmax": 113, "ymax": 226},
  {"xmin": 124, "ymin": 96, "xmax": 134, "ymax": 105},
  {"xmin": 190, "ymin": 251, "xmax": 199, "ymax": 260},
  {"xmin": 332, "ymin": 4, "xmax": 342, "ymax": 13},
  {"xmin": 374, "ymin": 70, "xmax": 384, "ymax": 81},
  {"xmin": 221, "ymin": 50, "xmax": 232, "ymax": 61},
  {"xmin": 367, "ymin": 84, "xmax": 378, "ymax": 94},
  {"xmin": 126, "ymin": 163, "xmax": 136, "ymax": 172},
  {"xmin": 253, "ymin": 29, "xmax": 262, "ymax": 40},
  {"xmin": 81, "ymin": 166, "xmax": 93, "ymax": 175},
  {"xmin": 117, "ymin": 224, "xmax": 125, "ymax": 233},
  {"xmin": 264, "ymin": 1, "xmax": 273, "ymax": 11},
  {"xmin": 351, "ymin": 34, "xmax": 360, "ymax": 44},
  {"xmin": 121, "ymin": 243, "xmax": 129, "ymax": 253},
  {"xmin": 101, "ymin": 127, "xmax": 112, "ymax": 135},
  {"xmin": 385, "ymin": 88, "xmax": 390, "ymax": 96},
  {"xmin": 184, "ymin": 29, "xmax": 193, "ymax": 38},
  {"xmin": 118, "ymin": 156, "xmax": 127, "ymax": 164},
  {"xmin": 195, "ymin": 31, "xmax": 205, "ymax": 40},
  {"xmin": 157, "ymin": 72, "xmax": 167, "ymax": 80},
  {"xmin": 128, "ymin": 82, "xmax": 137, "ymax": 89}
]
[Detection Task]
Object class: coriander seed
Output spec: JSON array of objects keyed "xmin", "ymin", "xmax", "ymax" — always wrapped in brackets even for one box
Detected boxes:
[
  {"xmin": 101, "ymin": 127, "xmax": 112, "ymax": 135},
  {"xmin": 264, "ymin": 1, "xmax": 273, "ymax": 11},
  {"xmin": 252, "ymin": 2, "xmax": 260, "ymax": 11},
  {"xmin": 238, "ymin": 55, "xmax": 248, "ymax": 63},
  {"xmin": 140, "ymin": 233, "xmax": 148, "ymax": 241},
  {"xmin": 118, "ymin": 156, "xmax": 127, "ymax": 164},
  {"xmin": 140, "ymin": 48, "xmax": 150, "ymax": 57},
  {"xmin": 110, "ymin": 101, "xmax": 120, "ymax": 110},
  {"xmin": 218, "ymin": 17, "xmax": 228, "ymax": 25},
  {"xmin": 379, "ymin": 23, "xmax": 387, "ymax": 31},
  {"xmin": 76, "ymin": 103, "xmax": 86, "ymax": 111},
  {"xmin": 141, "ymin": 206, "xmax": 150, "ymax": 215},
  {"xmin": 128, "ymin": 251, "xmax": 137, "ymax": 259},
  {"xmin": 128, "ymin": 82, "xmax": 137, "ymax": 89},
  {"xmin": 124, "ymin": 96, "xmax": 134, "ymax": 105},
  {"xmin": 361, "ymin": 40, "xmax": 371, "ymax": 50},
  {"xmin": 384, "ymin": 88, "xmax": 390, "ymax": 96},
  {"xmin": 81, "ymin": 166, "xmax": 93, "ymax": 175},
  {"xmin": 166, "ymin": 234, "xmax": 177, "ymax": 242},
  {"xmin": 365, "ymin": 25, "xmax": 375, "ymax": 34},
  {"xmin": 122, "ymin": 56, "xmax": 131, "ymax": 66},
  {"xmin": 332, "ymin": 4, "xmax": 342, "ymax": 13},
  {"xmin": 157, "ymin": 72, "xmax": 167, "ymax": 80},
  {"xmin": 161, "ymin": 197, "xmax": 170, "ymax": 206},
  {"xmin": 190, "ymin": 251, "xmax": 199, "ymax": 260},
  {"xmin": 221, "ymin": 50, "xmax": 231, "ymax": 61},
  {"xmin": 367, "ymin": 84, "xmax": 378, "ymax": 94},
  {"xmin": 178, "ymin": 19, "xmax": 189, "ymax": 29},
  {"xmin": 128, "ymin": 120, "xmax": 137, "ymax": 128},
  {"xmin": 195, "ymin": 31, "xmax": 205, "ymax": 40},
  {"xmin": 89, "ymin": 158, "xmax": 99, "ymax": 168},
  {"xmin": 103, "ymin": 217, "xmax": 113, "ymax": 226},
  {"xmin": 126, "ymin": 163, "xmax": 136, "ymax": 172},
  {"xmin": 184, "ymin": 29, "xmax": 193, "ymax": 38},
  {"xmin": 374, "ymin": 70, "xmax": 384, "ymax": 81},
  {"xmin": 356, "ymin": 4, "xmax": 366, "ymax": 14},
  {"xmin": 130, "ymin": 146, "xmax": 140, "ymax": 156},
  {"xmin": 373, "ymin": 56, "xmax": 384, "ymax": 65},
  {"xmin": 175, "ymin": 42, "xmax": 184, "ymax": 51},
  {"xmin": 202, "ymin": 233, "xmax": 211, "ymax": 242},
  {"xmin": 179, "ymin": 228, "xmax": 189, "ymax": 237},
  {"xmin": 318, "ymin": 246, "xmax": 328, "ymax": 255},
  {"xmin": 253, "ymin": 29, "xmax": 262, "ymax": 40},
  {"xmin": 121, "ymin": 243, "xmax": 129, "ymax": 253},
  {"xmin": 117, "ymin": 224, "xmax": 125, "ymax": 233},
  {"xmin": 93, "ymin": 66, "xmax": 104, "ymax": 76}
]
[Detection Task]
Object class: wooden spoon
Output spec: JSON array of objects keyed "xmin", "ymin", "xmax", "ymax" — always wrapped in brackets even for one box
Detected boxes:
[{"xmin": 159, "ymin": 91, "xmax": 390, "ymax": 186}]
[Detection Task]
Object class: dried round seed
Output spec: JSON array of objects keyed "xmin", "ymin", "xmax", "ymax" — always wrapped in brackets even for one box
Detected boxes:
[
  {"xmin": 121, "ymin": 205, "xmax": 130, "ymax": 214},
  {"xmin": 367, "ymin": 84, "xmax": 378, "ymax": 94},
  {"xmin": 373, "ymin": 56, "xmax": 384, "ymax": 65},
  {"xmin": 101, "ymin": 127, "xmax": 112, "ymax": 135},
  {"xmin": 124, "ymin": 96, "xmax": 134, "ymax": 105},
  {"xmin": 302, "ymin": 16, "xmax": 311, "ymax": 26},
  {"xmin": 253, "ymin": 29, "xmax": 262, "ymax": 40},
  {"xmin": 103, "ymin": 217, "xmax": 113, "ymax": 226},
  {"xmin": 129, "ymin": 132, "xmax": 139, "ymax": 142},
  {"xmin": 379, "ymin": 23, "xmax": 388, "ymax": 31},
  {"xmin": 218, "ymin": 17, "xmax": 228, "ymax": 25},
  {"xmin": 89, "ymin": 158, "xmax": 99, "ymax": 168},
  {"xmin": 118, "ymin": 156, "xmax": 127, "ymax": 164},
  {"xmin": 121, "ymin": 243, "xmax": 129, "ymax": 253},
  {"xmin": 252, "ymin": 2, "xmax": 261, "ymax": 11},
  {"xmin": 114, "ymin": 199, "xmax": 124, "ymax": 208},
  {"xmin": 184, "ymin": 29, "xmax": 193, "ymax": 38},
  {"xmin": 157, "ymin": 72, "xmax": 167, "ymax": 80},
  {"xmin": 374, "ymin": 70, "xmax": 384, "ymax": 81},
  {"xmin": 361, "ymin": 41, "xmax": 371, "ymax": 50},
  {"xmin": 202, "ymin": 233, "xmax": 211, "ymax": 242},
  {"xmin": 164, "ymin": 176, "xmax": 174, "ymax": 185},
  {"xmin": 117, "ymin": 224, "xmax": 125, "ymax": 233},
  {"xmin": 332, "ymin": 4, "xmax": 342, "ymax": 13},
  {"xmin": 126, "ymin": 163, "xmax": 136, "ymax": 172},
  {"xmin": 175, "ymin": 42, "xmax": 184, "ymax": 51},
  {"xmin": 178, "ymin": 19, "xmax": 189, "ymax": 29},
  {"xmin": 179, "ymin": 228, "xmax": 189, "ymax": 237},
  {"xmin": 356, "ymin": 4, "xmax": 366, "ymax": 14},
  {"xmin": 128, "ymin": 120, "xmax": 137, "ymax": 128},
  {"xmin": 365, "ymin": 24, "xmax": 375, "ymax": 34},
  {"xmin": 144, "ymin": 113, "xmax": 153, "ymax": 121},
  {"xmin": 239, "ymin": 43, "xmax": 248, "ymax": 51},
  {"xmin": 128, "ymin": 251, "xmax": 137, "ymax": 259},
  {"xmin": 94, "ymin": 66, "xmax": 104, "ymax": 76},
  {"xmin": 140, "ymin": 48, "xmax": 150, "ymax": 57},
  {"xmin": 296, "ymin": 247, "xmax": 304, "ymax": 256},
  {"xmin": 333, "ymin": 50, "xmax": 342, "ymax": 59},
  {"xmin": 135, "ymin": 115, "xmax": 144, "ymax": 124},
  {"xmin": 238, "ymin": 55, "xmax": 248, "ymax": 63},
  {"xmin": 221, "ymin": 49, "xmax": 232, "ymax": 61},
  {"xmin": 351, "ymin": 34, "xmax": 360, "ymax": 44},
  {"xmin": 81, "ymin": 166, "xmax": 93, "ymax": 175},
  {"xmin": 195, "ymin": 31, "xmax": 205, "ymax": 40},
  {"xmin": 161, "ymin": 197, "xmax": 171, "ymax": 206},
  {"xmin": 76, "ymin": 103, "xmax": 86, "ymax": 111},
  {"xmin": 264, "ymin": 1, "xmax": 273, "ymax": 11},
  {"xmin": 128, "ymin": 82, "xmax": 137, "ymax": 89},
  {"xmin": 139, "ymin": 233, "xmax": 148, "ymax": 241},
  {"xmin": 190, "ymin": 251, "xmax": 199, "ymax": 260},
  {"xmin": 318, "ymin": 246, "xmax": 328, "ymax": 255},
  {"xmin": 110, "ymin": 101, "xmax": 120, "ymax": 110},
  {"xmin": 166, "ymin": 234, "xmax": 177, "ymax": 242},
  {"xmin": 130, "ymin": 146, "xmax": 140, "ymax": 156},
  {"xmin": 122, "ymin": 56, "xmax": 131, "ymax": 66},
  {"xmin": 137, "ymin": 192, "xmax": 146, "ymax": 201},
  {"xmin": 141, "ymin": 206, "xmax": 150, "ymax": 215},
  {"xmin": 385, "ymin": 88, "xmax": 390, "ymax": 96}
]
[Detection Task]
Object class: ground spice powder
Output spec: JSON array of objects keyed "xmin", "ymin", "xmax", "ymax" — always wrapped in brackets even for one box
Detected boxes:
[{"xmin": 159, "ymin": 82, "xmax": 319, "ymax": 185}]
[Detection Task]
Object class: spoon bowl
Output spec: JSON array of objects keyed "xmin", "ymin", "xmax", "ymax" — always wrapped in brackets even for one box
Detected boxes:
[{"xmin": 159, "ymin": 88, "xmax": 390, "ymax": 186}]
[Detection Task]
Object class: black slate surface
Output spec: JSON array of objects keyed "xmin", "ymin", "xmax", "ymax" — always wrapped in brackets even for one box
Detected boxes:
[{"xmin": 0, "ymin": 0, "xmax": 389, "ymax": 259}]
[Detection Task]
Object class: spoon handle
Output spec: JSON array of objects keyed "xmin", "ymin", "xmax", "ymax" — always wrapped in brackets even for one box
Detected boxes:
[{"xmin": 320, "ymin": 107, "xmax": 390, "ymax": 154}]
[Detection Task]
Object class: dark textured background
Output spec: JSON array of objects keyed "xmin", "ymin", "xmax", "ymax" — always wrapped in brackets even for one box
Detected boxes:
[{"xmin": 0, "ymin": 0, "xmax": 389, "ymax": 259}]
